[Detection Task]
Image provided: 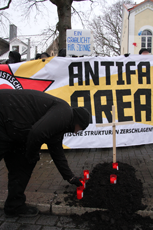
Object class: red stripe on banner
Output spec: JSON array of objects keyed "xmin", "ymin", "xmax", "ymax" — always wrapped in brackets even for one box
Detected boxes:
[
  {"xmin": 16, "ymin": 77, "xmax": 54, "ymax": 92},
  {"xmin": 0, "ymin": 65, "xmax": 12, "ymax": 75},
  {"xmin": 0, "ymin": 84, "xmax": 14, "ymax": 89}
]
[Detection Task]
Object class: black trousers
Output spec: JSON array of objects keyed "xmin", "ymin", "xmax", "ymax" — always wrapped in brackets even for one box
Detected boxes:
[
  {"xmin": 0, "ymin": 121, "xmax": 36, "ymax": 215},
  {"xmin": 3, "ymin": 151, "xmax": 36, "ymax": 215}
]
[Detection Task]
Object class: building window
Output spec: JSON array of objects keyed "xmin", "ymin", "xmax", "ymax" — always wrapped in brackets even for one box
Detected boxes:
[
  {"xmin": 141, "ymin": 30, "xmax": 152, "ymax": 53},
  {"xmin": 12, "ymin": 46, "xmax": 19, "ymax": 52}
]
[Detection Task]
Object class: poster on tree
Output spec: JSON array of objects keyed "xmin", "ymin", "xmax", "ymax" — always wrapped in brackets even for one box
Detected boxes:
[
  {"xmin": 0, "ymin": 55, "xmax": 153, "ymax": 148},
  {"xmin": 66, "ymin": 29, "xmax": 93, "ymax": 56}
]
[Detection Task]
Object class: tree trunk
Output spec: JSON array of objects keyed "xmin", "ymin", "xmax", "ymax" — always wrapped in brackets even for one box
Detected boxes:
[{"xmin": 57, "ymin": 0, "xmax": 72, "ymax": 50}]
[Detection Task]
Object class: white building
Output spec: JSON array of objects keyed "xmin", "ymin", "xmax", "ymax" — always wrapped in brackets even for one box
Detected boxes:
[{"xmin": 121, "ymin": 0, "xmax": 153, "ymax": 55}]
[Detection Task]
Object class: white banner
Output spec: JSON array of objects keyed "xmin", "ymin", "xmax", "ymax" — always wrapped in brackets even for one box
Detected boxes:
[{"xmin": 0, "ymin": 54, "xmax": 153, "ymax": 148}]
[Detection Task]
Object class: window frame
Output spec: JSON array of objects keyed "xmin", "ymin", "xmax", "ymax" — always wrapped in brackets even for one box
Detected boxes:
[
  {"xmin": 12, "ymin": 45, "xmax": 19, "ymax": 53},
  {"xmin": 141, "ymin": 30, "xmax": 152, "ymax": 53}
]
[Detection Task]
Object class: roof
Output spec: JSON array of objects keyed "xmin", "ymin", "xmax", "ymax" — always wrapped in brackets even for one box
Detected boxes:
[
  {"xmin": 124, "ymin": 0, "xmax": 153, "ymax": 12},
  {"xmin": 10, "ymin": 37, "xmax": 28, "ymax": 47},
  {"xmin": 0, "ymin": 38, "xmax": 9, "ymax": 45},
  {"xmin": 0, "ymin": 32, "xmax": 57, "ymax": 61},
  {"xmin": 0, "ymin": 51, "xmax": 9, "ymax": 60},
  {"xmin": 124, "ymin": 3, "xmax": 136, "ymax": 10}
]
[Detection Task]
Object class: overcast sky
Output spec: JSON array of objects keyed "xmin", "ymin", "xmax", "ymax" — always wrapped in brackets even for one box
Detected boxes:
[
  {"xmin": 1, "ymin": 1, "xmax": 95, "ymax": 38},
  {"xmin": 0, "ymin": 0, "xmax": 144, "ymax": 39}
]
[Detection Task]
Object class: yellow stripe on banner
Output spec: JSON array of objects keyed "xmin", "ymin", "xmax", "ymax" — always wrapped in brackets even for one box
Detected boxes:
[
  {"xmin": 46, "ymin": 66, "xmax": 153, "ymax": 126},
  {"xmin": 14, "ymin": 57, "xmax": 54, "ymax": 78},
  {"xmin": 41, "ymin": 143, "xmax": 70, "ymax": 150},
  {"xmin": 62, "ymin": 145, "xmax": 70, "ymax": 149}
]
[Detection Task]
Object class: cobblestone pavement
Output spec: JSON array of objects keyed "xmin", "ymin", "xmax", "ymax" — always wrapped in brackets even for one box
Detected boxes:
[
  {"xmin": 0, "ymin": 145, "xmax": 153, "ymax": 228},
  {"xmin": 0, "ymin": 208, "xmax": 89, "ymax": 230}
]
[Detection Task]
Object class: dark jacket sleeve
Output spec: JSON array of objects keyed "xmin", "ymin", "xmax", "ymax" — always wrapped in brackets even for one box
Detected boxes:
[
  {"xmin": 25, "ymin": 102, "xmax": 73, "ymax": 163},
  {"xmin": 47, "ymin": 138, "xmax": 74, "ymax": 180}
]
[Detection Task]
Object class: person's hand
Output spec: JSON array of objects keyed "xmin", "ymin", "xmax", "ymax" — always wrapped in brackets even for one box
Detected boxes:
[{"xmin": 68, "ymin": 176, "xmax": 83, "ymax": 187}]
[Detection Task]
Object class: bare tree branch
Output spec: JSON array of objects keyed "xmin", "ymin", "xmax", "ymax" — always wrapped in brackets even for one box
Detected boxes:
[
  {"xmin": 0, "ymin": 11, "xmax": 11, "ymax": 34},
  {"xmin": 73, "ymin": 0, "xmax": 94, "ymax": 2},
  {"xmin": 0, "ymin": 0, "xmax": 98, "ymax": 52},
  {"xmin": 71, "ymin": 5, "xmax": 86, "ymax": 28},
  {"xmin": 89, "ymin": 0, "xmax": 134, "ymax": 56},
  {"xmin": 39, "ymin": 26, "xmax": 58, "ymax": 47},
  {"xmin": 0, "ymin": 0, "xmax": 12, "ymax": 10},
  {"xmin": 49, "ymin": 0, "xmax": 57, "ymax": 5}
]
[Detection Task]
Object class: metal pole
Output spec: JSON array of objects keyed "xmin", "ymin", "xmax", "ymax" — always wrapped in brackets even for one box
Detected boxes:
[
  {"xmin": 35, "ymin": 46, "xmax": 37, "ymax": 58},
  {"xmin": 27, "ymin": 38, "xmax": 30, "ymax": 61}
]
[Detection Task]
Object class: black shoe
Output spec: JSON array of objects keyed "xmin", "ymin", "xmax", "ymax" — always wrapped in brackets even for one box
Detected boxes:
[{"xmin": 5, "ymin": 206, "xmax": 39, "ymax": 218}]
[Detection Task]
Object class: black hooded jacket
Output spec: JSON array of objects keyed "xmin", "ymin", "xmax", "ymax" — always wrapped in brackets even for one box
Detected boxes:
[
  {"xmin": 6, "ymin": 51, "xmax": 21, "ymax": 64},
  {"xmin": 0, "ymin": 89, "xmax": 90, "ymax": 180}
]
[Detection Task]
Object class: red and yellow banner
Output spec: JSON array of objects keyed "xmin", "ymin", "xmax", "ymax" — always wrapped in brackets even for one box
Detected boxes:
[{"xmin": 0, "ymin": 55, "xmax": 153, "ymax": 148}]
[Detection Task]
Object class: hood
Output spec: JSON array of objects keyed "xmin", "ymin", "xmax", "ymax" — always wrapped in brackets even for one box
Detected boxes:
[{"xmin": 72, "ymin": 107, "xmax": 90, "ymax": 130}]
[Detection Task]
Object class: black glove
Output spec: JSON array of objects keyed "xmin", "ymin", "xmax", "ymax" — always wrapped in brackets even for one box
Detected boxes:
[{"xmin": 68, "ymin": 176, "xmax": 83, "ymax": 187}]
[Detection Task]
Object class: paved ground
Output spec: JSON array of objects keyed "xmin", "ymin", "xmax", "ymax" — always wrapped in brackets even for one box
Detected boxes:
[
  {"xmin": 0, "ymin": 208, "xmax": 89, "ymax": 230},
  {"xmin": 1, "ymin": 145, "xmax": 153, "ymax": 229}
]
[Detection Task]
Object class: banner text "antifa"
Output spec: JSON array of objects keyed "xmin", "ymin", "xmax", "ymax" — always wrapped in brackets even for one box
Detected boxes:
[{"xmin": 68, "ymin": 61, "xmax": 152, "ymax": 124}]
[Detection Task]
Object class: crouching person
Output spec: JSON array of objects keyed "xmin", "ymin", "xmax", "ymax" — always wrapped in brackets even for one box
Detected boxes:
[{"xmin": 0, "ymin": 89, "xmax": 90, "ymax": 217}]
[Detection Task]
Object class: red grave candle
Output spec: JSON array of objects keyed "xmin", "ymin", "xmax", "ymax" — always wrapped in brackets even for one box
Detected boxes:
[
  {"xmin": 84, "ymin": 170, "xmax": 89, "ymax": 180},
  {"xmin": 79, "ymin": 178, "xmax": 86, "ymax": 190},
  {"xmin": 110, "ymin": 174, "xmax": 117, "ymax": 184},
  {"xmin": 77, "ymin": 187, "xmax": 83, "ymax": 199},
  {"xmin": 112, "ymin": 163, "xmax": 119, "ymax": 170}
]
